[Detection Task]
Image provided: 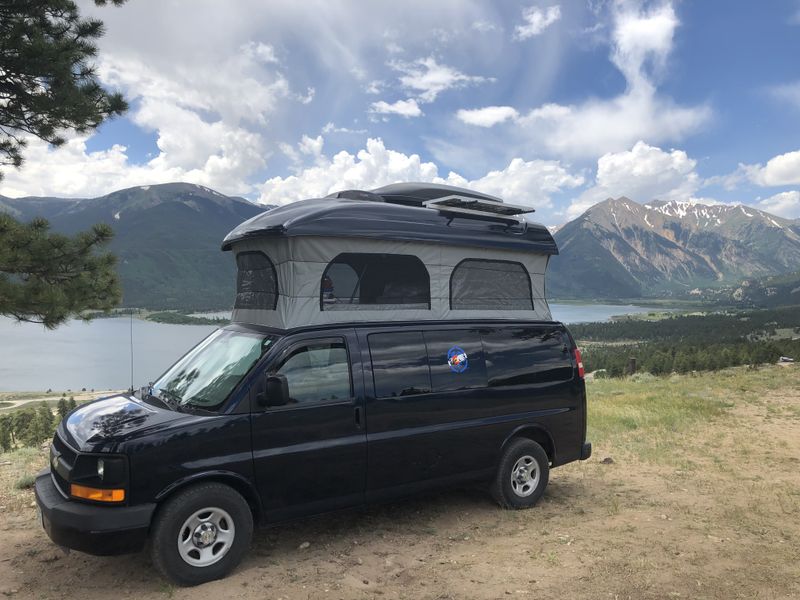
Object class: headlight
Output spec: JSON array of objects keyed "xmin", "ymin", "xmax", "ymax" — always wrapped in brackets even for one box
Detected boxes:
[{"xmin": 97, "ymin": 458, "xmax": 105, "ymax": 480}]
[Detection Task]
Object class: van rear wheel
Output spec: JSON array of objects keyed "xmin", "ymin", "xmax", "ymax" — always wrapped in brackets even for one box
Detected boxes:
[
  {"xmin": 491, "ymin": 438, "xmax": 549, "ymax": 509},
  {"xmin": 150, "ymin": 482, "xmax": 253, "ymax": 586}
]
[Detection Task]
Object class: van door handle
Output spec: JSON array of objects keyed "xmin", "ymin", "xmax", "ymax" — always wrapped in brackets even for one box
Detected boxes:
[{"xmin": 354, "ymin": 406, "xmax": 362, "ymax": 428}]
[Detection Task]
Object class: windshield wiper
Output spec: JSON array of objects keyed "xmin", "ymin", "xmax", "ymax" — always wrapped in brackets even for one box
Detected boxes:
[{"xmin": 149, "ymin": 387, "xmax": 187, "ymax": 412}]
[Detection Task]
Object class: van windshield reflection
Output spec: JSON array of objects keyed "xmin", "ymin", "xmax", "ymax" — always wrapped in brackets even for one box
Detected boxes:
[{"xmin": 150, "ymin": 329, "xmax": 277, "ymax": 411}]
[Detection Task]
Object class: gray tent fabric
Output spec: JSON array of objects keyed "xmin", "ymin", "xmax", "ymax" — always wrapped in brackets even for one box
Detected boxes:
[{"xmin": 229, "ymin": 235, "xmax": 552, "ymax": 328}]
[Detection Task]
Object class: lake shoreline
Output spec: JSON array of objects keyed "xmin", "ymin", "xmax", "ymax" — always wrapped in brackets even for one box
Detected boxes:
[{"xmin": 0, "ymin": 302, "xmax": 681, "ymax": 391}]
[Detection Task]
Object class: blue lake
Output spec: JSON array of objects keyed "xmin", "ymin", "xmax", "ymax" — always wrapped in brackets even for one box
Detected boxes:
[{"xmin": 0, "ymin": 303, "xmax": 665, "ymax": 391}]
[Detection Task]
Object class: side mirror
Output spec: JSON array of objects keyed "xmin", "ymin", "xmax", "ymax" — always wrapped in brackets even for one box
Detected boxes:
[{"xmin": 261, "ymin": 374, "xmax": 290, "ymax": 407}]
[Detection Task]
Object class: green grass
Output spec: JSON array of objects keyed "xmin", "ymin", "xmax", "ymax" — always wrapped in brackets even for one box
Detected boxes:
[
  {"xmin": 585, "ymin": 365, "xmax": 800, "ymax": 464},
  {"xmin": 14, "ymin": 474, "xmax": 36, "ymax": 490}
]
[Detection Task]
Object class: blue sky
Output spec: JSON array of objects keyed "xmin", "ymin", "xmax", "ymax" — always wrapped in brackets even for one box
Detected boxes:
[{"xmin": 2, "ymin": 0, "xmax": 800, "ymax": 225}]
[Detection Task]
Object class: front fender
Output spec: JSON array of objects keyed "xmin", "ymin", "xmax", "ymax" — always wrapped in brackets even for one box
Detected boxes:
[{"xmin": 155, "ymin": 470, "xmax": 263, "ymax": 521}]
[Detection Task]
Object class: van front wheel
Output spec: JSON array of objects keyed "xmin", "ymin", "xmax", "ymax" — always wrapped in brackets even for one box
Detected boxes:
[
  {"xmin": 150, "ymin": 482, "xmax": 253, "ymax": 586},
  {"xmin": 491, "ymin": 438, "xmax": 549, "ymax": 509}
]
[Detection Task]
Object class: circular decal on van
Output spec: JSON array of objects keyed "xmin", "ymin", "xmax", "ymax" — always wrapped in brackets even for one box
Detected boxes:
[{"xmin": 447, "ymin": 346, "xmax": 469, "ymax": 373}]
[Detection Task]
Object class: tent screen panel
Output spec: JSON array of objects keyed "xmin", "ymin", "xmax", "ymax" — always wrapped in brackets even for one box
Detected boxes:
[
  {"xmin": 321, "ymin": 253, "xmax": 430, "ymax": 310},
  {"xmin": 450, "ymin": 259, "xmax": 533, "ymax": 310},
  {"xmin": 235, "ymin": 251, "xmax": 278, "ymax": 309}
]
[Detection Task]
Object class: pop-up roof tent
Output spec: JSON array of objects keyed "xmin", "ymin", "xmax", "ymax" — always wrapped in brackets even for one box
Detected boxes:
[{"xmin": 221, "ymin": 183, "xmax": 558, "ymax": 329}]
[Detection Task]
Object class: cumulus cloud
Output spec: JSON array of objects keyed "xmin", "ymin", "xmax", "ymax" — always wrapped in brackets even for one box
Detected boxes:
[
  {"xmin": 457, "ymin": 1, "xmax": 710, "ymax": 159},
  {"xmin": 8, "ymin": 37, "xmax": 309, "ymax": 197},
  {"xmin": 758, "ymin": 191, "xmax": 800, "ymax": 218},
  {"xmin": 388, "ymin": 56, "xmax": 491, "ymax": 103},
  {"xmin": 456, "ymin": 106, "xmax": 519, "ymax": 127},
  {"xmin": 369, "ymin": 99, "xmax": 423, "ymax": 118},
  {"xmin": 744, "ymin": 149, "xmax": 800, "ymax": 186},
  {"xmin": 0, "ymin": 133, "xmax": 259, "ymax": 198},
  {"xmin": 513, "ymin": 5, "xmax": 561, "ymax": 40},
  {"xmin": 566, "ymin": 141, "xmax": 702, "ymax": 218},
  {"xmin": 258, "ymin": 137, "xmax": 582, "ymax": 208}
]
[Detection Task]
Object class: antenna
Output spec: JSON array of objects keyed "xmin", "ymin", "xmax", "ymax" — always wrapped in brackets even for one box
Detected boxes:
[{"xmin": 129, "ymin": 308, "xmax": 134, "ymax": 394}]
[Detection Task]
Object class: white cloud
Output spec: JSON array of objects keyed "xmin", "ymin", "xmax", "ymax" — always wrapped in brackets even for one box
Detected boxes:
[
  {"xmin": 566, "ymin": 141, "xmax": 702, "ymax": 218},
  {"xmin": 513, "ymin": 5, "xmax": 561, "ymax": 40},
  {"xmin": 610, "ymin": 2, "xmax": 677, "ymax": 88},
  {"xmin": 364, "ymin": 80, "xmax": 384, "ymax": 94},
  {"xmin": 0, "ymin": 133, "xmax": 259, "ymax": 198},
  {"xmin": 369, "ymin": 99, "xmax": 423, "ymax": 118},
  {"xmin": 321, "ymin": 122, "xmax": 367, "ymax": 135},
  {"xmin": 388, "ymin": 56, "xmax": 491, "ymax": 103},
  {"xmin": 758, "ymin": 191, "xmax": 800, "ymax": 218},
  {"xmin": 456, "ymin": 106, "xmax": 519, "ymax": 127},
  {"xmin": 769, "ymin": 81, "xmax": 800, "ymax": 110},
  {"xmin": 745, "ymin": 149, "xmax": 800, "ymax": 186},
  {"xmin": 456, "ymin": 1, "xmax": 710, "ymax": 159},
  {"xmin": 450, "ymin": 158, "xmax": 584, "ymax": 209},
  {"xmin": 472, "ymin": 20, "xmax": 500, "ymax": 33},
  {"xmin": 258, "ymin": 137, "xmax": 582, "ymax": 208},
  {"xmin": 240, "ymin": 41, "xmax": 280, "ymax": 64}
]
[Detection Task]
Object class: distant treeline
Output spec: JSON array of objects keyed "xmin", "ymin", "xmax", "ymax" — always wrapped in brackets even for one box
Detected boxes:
[
  {"xmin": 0, "ymin": 397, "xmax": 75, "ymax": 452},
  {"xmin": 146, "ymin": 311, "xmax": 229, "ymax": 325},
  {"xmin": 573, "ymin": 305, "xmax": 800, "ymax": 377}
]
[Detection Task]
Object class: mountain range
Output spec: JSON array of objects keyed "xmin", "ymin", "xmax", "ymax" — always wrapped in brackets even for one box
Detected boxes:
[
  {"xmin": 547, "ymin": 197, "xmax": 800, "ymax": 299},
  {"xmin": 0, "ymin": 183, "xmax": 266, "ymax": 309},
  {"xmin": 2, "ymin": 183, "xmax": 799, "ymax": 307}
]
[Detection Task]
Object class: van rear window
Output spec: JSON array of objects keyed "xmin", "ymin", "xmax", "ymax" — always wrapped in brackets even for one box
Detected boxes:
[
  {"xmin": 482, "ymin": 327, "xmax": 573, "ymax": 385},
  {"xmin": 368, "ymin": 332, "xmax": 431, "ymax": 398}
]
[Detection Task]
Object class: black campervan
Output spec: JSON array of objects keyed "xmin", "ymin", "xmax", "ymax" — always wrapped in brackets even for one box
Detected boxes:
[{"xmin": 34, "ymin": 183, "xmax": 591, "ymax": 586}]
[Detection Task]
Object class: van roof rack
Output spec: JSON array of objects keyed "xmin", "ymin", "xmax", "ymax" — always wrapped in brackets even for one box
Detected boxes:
[{"xmin": 423, "ymin": 195, "xmax": 534, "ymax": 220}]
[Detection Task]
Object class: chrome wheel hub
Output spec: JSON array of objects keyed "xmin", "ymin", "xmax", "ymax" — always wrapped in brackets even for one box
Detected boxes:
[
  {"xmin": 177, "ymin": 507, "xmax": 235, "ymax": 567},
  {"xmin": 193, "ymin": 522, "xmax": 217, "ymax": 547},
  {"xmin": 510, "ymin": 455, "xmax": 540, "ymax": 498}
]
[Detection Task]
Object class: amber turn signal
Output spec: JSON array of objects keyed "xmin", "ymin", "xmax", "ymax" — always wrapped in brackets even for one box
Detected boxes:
[{"xmin": 70, "ymin": 483, "xmax": 125, "ymax": 503}]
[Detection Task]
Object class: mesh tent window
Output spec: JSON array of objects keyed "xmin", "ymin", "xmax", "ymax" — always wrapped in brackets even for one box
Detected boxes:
[
  {"xmin": 450, "ymin": 259, "xmax": 533, "ymax": 310},
  {"xmin": 321, "ymin": 253, "xmax": 430, "ymax": 310},
  {"xmin": 235, "ymin": 251, "xmax": 278, "ymax": 310}
]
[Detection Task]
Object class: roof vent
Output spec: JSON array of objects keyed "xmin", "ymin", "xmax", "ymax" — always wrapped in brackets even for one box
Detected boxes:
[{"xmin": 424, "ymin": 195, "xmax": 535, "ymax": 221}]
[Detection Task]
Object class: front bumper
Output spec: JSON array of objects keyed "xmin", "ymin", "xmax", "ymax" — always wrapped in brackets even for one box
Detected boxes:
[
  {"xmin": 580, "ymin": 442, "xmax": 592, "ymax": 460},
  {"xmin": 34, "ymin": 469, "xmax": 156, "ymax": 556}
]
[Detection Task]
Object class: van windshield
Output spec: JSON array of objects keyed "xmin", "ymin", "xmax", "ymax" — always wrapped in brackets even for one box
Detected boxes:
[{"xmin": 151, "ymin": 328, "xmax": 277, "ymax": 411}]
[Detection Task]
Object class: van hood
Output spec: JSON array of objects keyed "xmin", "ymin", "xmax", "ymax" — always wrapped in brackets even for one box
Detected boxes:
[{"xmin": 61, "ymin": 394, "xmax": 192, "ymax": 451}]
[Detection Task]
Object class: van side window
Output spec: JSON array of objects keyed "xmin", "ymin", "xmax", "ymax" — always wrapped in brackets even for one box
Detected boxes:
[
  {"xmin": 482, "ymin": 327, "xmax": 572, "ymax": 386},
  {"xmin": 368, "ymin": 332, "xmax": 431, "ymax": 397},
  {"xmin": 276, "ymin": 339, "xmax": 351, "ymax": 404},
  {"xmin": 321, "ymin": 253, "xmax": 430, "ymax": 310},
  {"xmin": 235, "ymin": 251, "xmax": 278, "ymax": 310},
  {"xmin": 450, "ymin": 259, "xmax": 533, "ymax": 310},
  {"xmin": 423, "ymin": 330, "xmax": 488, "ymax": 392}
]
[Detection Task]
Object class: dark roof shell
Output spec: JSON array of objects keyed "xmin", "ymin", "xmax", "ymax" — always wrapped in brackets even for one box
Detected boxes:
[{"xmin": 221, "ymin": 184, "xmax": 558, "ymax": 254}]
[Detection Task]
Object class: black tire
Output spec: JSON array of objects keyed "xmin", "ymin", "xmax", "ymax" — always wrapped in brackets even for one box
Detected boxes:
[
  {"xmin": 491, "ymin": 438, "xmax": 550, "ymax": 509},
  {"xmin": 150, "ymin": 482, "xmax": 253, "ymax": 586}
]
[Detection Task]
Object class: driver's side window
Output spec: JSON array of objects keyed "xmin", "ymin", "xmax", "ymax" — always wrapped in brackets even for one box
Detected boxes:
[{"xmin": 276, "ymin": 339, "xmax": 351, "ymax": 405}]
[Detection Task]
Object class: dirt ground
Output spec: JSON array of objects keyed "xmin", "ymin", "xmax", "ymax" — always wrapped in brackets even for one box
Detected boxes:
[{"xmin": 1, "ymin": 369, "xmax": 798, "ymax": 600}]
